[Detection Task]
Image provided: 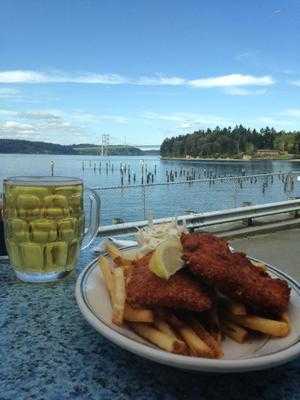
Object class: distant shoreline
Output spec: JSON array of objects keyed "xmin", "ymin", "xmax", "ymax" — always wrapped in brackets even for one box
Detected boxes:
[
  {"xmin": 0, "ymin": 152, "xmax": 160, "ymax": 156},
  {"xmin": 0, "ymin": 138, "xmax": 160, "ymax": 156},
  {"xmin": 161, "ymin": 157, "xmax": 300, "ymax": 162}
]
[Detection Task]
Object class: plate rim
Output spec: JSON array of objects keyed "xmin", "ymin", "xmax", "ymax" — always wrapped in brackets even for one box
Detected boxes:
[{"xmin": 75, "ymin": 251, "xmax": 300, "ymax": 373}]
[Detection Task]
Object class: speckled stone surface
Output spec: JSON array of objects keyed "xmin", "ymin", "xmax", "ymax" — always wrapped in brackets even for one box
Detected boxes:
[{"xmin": 1, "ymin": 243, "xmax": 300, "ymax": 400}]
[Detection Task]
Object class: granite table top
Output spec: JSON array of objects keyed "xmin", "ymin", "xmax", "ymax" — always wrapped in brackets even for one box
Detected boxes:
[{"xmin": 1, "ymin": 244, "xmax": 299, "ymax": 400}]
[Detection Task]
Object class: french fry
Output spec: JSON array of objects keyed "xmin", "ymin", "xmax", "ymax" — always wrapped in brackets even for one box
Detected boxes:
[
  {"xmin": 280, "ymin": 312, "xmax": 291, "ymax": 334},
  {"xmin": 220, "ymin": 297, "xmax": 247, "ymax": 316},
  {"xmin": 220, "ymin": 319, "xmax": 248, "ymax": 343},
  {"xmin": 250, "ymin": 259, "xmax": 268, "ymax": 272},
  {"xmin": 206, "ymin": 307, "xmax": 222, "ymax": 344},
  {"xmin": 124, "ymin": 304, "xmax": 154, "ymax": 323},
  {"xmin": 186, "ymin": 317, "xmax": 224, "ymax": 358},
  {"xmin": 98, "ymin": 256, "xmax": 114, "ymax": 300},
  {"xmin": 105, "ymin": 242, "xmax": 133, "ymax": 266},
  {"xmin": 129, "ymin": 322, "xmax": 187, "ymax": 354},
  {"xmin": 122, "ymin": 264, "xmax": 133, "ymax": 272},
  {"xmin": 165, "ymin": 314, "xmax": 214, "ymax": 358},
  {"xmin": 225, "ymin": 312, "xmax": 289, "ymax": 337},
  {"xmin": 281, "ymin": 311, "xmax": 290, "ymax": 324},
  {"xmin": 112, "ymin": 267, "xmax": 126, "ymax": 326},
  {"xmin": 153, "ymin": 318, "xmax": 178, "ymax": 339},
  {"xmin": 114, "ymin": 256, "xmax": 133, "ymax": 267},
  {"xmin": 105, "ymin": 242, "xmax": 122, "ymax": 258},
  {"xmin": 179, "ymin": 325, "xmax": 214, "ymax": 358}
]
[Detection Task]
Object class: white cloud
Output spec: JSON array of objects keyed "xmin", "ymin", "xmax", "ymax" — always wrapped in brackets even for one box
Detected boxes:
[
  {"xmin": 68, "ymin": 73, "xmax": 129, "ymax": 84},
  {"xmin": 0, "ymin": 107, "xmax": 131, "ymax": 144},
  {"xmin": 0, "ymin": 71, "xmax": 49, "ymax": 83},
  {"xmin": 142, "ymin": 111, "xmax": 232, "ymax": 131},
  {"xmin": 0, "ymin": 108, "xmax": 129, "ymax": 125},
  {"xmin": 188, "ymin": 74, "xmax": 274, "ymax": 88},
  {"xmin": 281, "ymin": 108, "xmax": 300, "ymax": 118},
  {"xmin": 71, "ymin": 111, "xmax": 128, "ymax": 124},
  {"xmin": 0, "ymin": 87, "xmax": 23, "ymax": 100},
  {"xmin": 144, "ymin": 111, "xmax": 300, "ymax": 133},
  {"xmin": 0, "ymin": 109, "xmax": 87, "ymax": 143},
  {"xmin": 0, "ymin": 70, "xmax": 275, "ymax": 90},
  {"xmin": 0, "ymin": 120, "xmax": 36, "ymax": 139},
  {"xmin": 137, "ymin": 76, "xmax": 185, "ymax": 86},
  {"xmin": 98, "ymin": 115, "xmax": 128, "ymax": 124},
  {"xmin": 224, "ymin": 87, "xmax": 267, "ymax": 96},
  {"xmin": 0, "ymin": 109, "xmax": 18, "ymax": 116},
  {"xmin": 0, "ymin": 118, "xmax": 87, "ymax": 142},
  {"xmin": 254, "ymin": 116, "xmax": 296, "ymax": 128},
  {"xmin": 143, "ymin": 112, "xmax": 184, "ymax": 122},
  {"xmin": 0, "ymin": 70, "xmax": 128, "ymax": 85},
  {"xmin": 0, "ymin": 87, "xmax": 20, "ymax": 96},
  {"xmin": 0, "ymin": 87, "xmax": 60, "ymax": 103},
  {"xmin": 4, "ymin": 121, "xmax": 33, "ymax": 130},
  {"xmin": 18, "ymin": 111, "xmax": 62, "ymax": 120},
  {"xmin": 290, "ymin": 80, "xmax": 300, "ymax": 87}
]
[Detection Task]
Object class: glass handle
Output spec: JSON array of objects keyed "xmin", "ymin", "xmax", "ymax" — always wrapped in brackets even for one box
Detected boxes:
[{"xmin": 81, "ymin": 188, "xmax": 101, "ymax": 250}]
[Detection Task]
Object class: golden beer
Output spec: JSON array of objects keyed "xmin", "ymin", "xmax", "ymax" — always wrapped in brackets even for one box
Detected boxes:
[{"xmin": 3, "ymin": 177, "xmax": 100, "ymax": 282}]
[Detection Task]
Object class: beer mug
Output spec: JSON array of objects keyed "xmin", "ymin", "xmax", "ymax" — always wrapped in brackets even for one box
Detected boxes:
[{"xmin": 3, "ymin": 176, "xmax": 100, "ymax": 282}]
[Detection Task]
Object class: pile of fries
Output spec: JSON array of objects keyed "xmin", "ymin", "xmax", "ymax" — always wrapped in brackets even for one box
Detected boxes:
[{"xmin": 99, "ymin": 242, "xmax": 290, "ymax": 359}]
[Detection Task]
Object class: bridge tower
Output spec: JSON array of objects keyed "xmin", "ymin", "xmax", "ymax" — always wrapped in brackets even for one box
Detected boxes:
[{"xmin": 101, "ymin": 134, "xmax": 110, "ymax": 156}]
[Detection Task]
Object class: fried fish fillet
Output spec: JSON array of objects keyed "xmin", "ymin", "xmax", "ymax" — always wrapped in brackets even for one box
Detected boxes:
[
  {"xmin": 126, "ymin": 254, "xmax": 212, "ymax": 312},
  {"xmin": 182, "ymin": 233, "xmax": 290, "ymax": 316}
]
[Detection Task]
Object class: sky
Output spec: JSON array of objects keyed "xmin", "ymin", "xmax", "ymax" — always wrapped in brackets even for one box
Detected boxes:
[{"xmin": 0, "ymin": 0, "xmax": 300, "ymax": 146}]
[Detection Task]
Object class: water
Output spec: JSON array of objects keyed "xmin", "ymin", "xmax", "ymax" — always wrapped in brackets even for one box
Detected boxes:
[{"xmin": 0, "ymin": 154, "xmax": 300, "ymax": 225}]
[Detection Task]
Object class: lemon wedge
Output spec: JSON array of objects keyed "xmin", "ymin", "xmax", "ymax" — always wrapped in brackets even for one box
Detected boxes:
[{"xmin": 149, "ymin": 239, "xmax": 184, "ymax": 279}]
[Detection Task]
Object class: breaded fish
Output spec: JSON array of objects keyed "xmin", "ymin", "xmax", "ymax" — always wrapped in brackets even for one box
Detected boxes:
[
  {"xmin": 182, "ymin": 233, "xmax": 290, "ymax": 316},
  {"xmin": 126, "ymin": 254, "xmax": 212, "ymax": 312}
]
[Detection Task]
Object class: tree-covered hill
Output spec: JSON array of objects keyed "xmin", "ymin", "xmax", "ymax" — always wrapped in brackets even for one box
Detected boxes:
[
  {"xmin": 160, "ymin": 126, "xmax": 300, "ymax": 159},
  {"xmin": 0, "ymin": 139, "xmax": 146, "ymax": 156}
]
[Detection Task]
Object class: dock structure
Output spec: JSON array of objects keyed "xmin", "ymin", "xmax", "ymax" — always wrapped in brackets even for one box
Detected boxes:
[{"xmin": 50, "ymin": 160, "xmax": 54, "ymax": 176}]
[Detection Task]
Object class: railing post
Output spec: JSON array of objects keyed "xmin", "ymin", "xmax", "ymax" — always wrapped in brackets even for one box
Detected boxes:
[
  {"xmin": 142, "ymin": 184, "xmax": 146, "ymax": 220},
  {"xmin": 242, "ymin": 201, "xmax": 254, "ymax": 226},
  {"xmin": 233, "ymin": 179, "xmax": 238, "ymax": 208}
]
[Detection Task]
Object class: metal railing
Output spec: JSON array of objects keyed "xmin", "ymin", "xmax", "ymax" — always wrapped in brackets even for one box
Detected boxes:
[
  {"xmin": 97, "ymin": 198, "xmax": 300, "ymax": 236},
  {"xmin": 92, "ymin": 171, "xmax": 300, "ymax": 227}
]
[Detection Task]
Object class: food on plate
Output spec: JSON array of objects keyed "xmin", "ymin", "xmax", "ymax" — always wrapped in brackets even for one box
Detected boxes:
[
  {"xmin": 204, "ymin": 306, "xmax": 222, "ymax": 344},
  {"xmin": 100, "ymin": 255, "xmax": 155, "ymax": 323},
  {"xmin": 219, "ymin": 297, "xmax": 247, "ymax": 316},
  {"xmin": 123, "ymin": 304, "xmax": 154, "ymax": 323},
  {"xmin": 182, "ymin": 233, "xmax": 290, "ymax": 316},
  {"xmin": 161, "ymin": 313, "xmax": 214, "ymax": 358},
  {"xmin": 126, "ymin": 253, "xmax": 212, "ymax": 312},
  {"xmin": 111, "ymin": 267, "xmax": 126, "ymax": 325},
  {"xmin": 129, "ymin": 322, "xmax": 187, "ymax": 354},
  {"xmin": 149, "ymin": 238, "xmax": 184, "ymax": 279},
  {"xmin": 184, "ymin": 316, "xmax": 223, "ymax": 358},
  {"xmin": 219, "ymin": 319, "xmax": 248, "ymax": 343},
  {"xmin": 105, "ymin": 242, "xmax": 135, "ymax": 266},
  {"xmin": 99, "ymin": 256, "xmax": 114, "ymax": 300},
  {"xmin": 153, "ymin": 317, "xmax": 178, "ymax": 339},
  {"xmin": 250, "ymin": 259, "xmax": 268, "ymax": 272},
  {"xmin": 223, "ymin": 311, "xmax": 289, "ymax": 337},
  {"xmin": 98, "ymin": 229, "xmax": 291, "ymax": 359},
  {"xmin": 136, "ymin": 220, "xmax": 187, "ymax": 250}
]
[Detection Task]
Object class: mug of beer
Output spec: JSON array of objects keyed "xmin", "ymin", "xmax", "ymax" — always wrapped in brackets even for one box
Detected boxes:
[{"xmin": 3, "ymin": 176, "xmax": 100, "ymax": 282}]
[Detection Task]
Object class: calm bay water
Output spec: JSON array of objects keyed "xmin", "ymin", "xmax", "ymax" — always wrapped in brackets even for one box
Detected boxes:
[{"xmin": 1, "ymin": 153, "xmax": 300, "ymax": 225}]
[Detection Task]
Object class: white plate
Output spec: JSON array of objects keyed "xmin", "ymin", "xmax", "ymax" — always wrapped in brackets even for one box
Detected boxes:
[{"xmin": 75, "ymin": 249, "xmax": 300, "ymax": 373}]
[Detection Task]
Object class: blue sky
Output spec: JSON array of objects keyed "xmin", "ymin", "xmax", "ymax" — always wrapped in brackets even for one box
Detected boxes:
[{"xmin": 0, "ymin": 0, "xmax": 300, "ymax": 145}]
